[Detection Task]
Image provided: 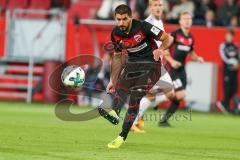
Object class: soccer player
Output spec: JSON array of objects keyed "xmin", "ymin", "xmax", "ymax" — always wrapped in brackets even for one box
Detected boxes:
[
  {"xmin": 131, "ymin": 0, "xmax": 174, "ymax": 132},
  {"xmin": 217, "ymin": 29, "xmax": 239, "ymax": 114},
  {"xmin": 159, "ymin": 12, "xmax": 204, "ymax": 126},
  {"xmin": 99, "ymin": 4, "xmax": 173, "ymax": 148}
]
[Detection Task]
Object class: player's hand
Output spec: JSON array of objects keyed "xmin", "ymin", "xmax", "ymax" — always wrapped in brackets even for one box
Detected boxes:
[
  {"xmin": 106, "ymin": 81, "xmax": 115, "ymax": 93},
  {"xmin": 171, "ymin": 60, "xmax": 182, "ymax": 69},
  {"xmin": 153, "ymin": 49, "xmax": 164, "ymax": 61},
  {"xmin": 197, "ymin": 57, "xmax": 204, "ymax": 63},
  {"xmin": 230, "ymin": 64, "xmax": 239, "ymax": 71}
]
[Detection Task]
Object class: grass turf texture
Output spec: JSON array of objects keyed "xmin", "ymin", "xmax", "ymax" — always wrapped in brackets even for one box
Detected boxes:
[{"xmin": 0, "ymin": 101, "xmax": 240, "ymax": 160}]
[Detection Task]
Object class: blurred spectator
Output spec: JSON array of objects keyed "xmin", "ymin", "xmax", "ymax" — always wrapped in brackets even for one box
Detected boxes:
[
  {"xmin": 97, "ymin": 0, "xmax": 127, "ymax": 20},
  {"xmin": 229, "ymin": 16, "xmax": 240, "ymax": 29},
  {"xmin": 129, "ymin": 0, "xmax": 148, "ymax": 20},
  {"xmin": 144, "ymin": 0, "xmax": 169, "ymax": 21},
  {"xmin": 217, "ymin": 29, "xmax": 239, "ymax": 114},
  {"xmin": 203, "ymin": 9, "xmax": 219, "ymax": 28},
  {"xmin": 168, "ymin": 0, "xmax": 195, "ymax": 23},
  {"xmin": 218, "ymin": 0, "xmax": 239, "ymax": 26},
  {"xmin": 194, "ymin": 0, "xmax": 217, "ymax": 20}
]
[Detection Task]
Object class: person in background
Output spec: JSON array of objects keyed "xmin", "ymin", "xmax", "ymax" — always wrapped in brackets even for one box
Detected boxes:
[
  {"xmin": 159, "ymin": 12, "xmax": 204, "ymax": 127},
  {"xmin": 144, "ymin": 0, "xmax": 170, "ymax": 21},
  {"xmin": 194, "ymin": 0, "xmax": 217, "ymax": 21},
  {"xmin": 203, "ymin": 9, "xmax": 219, "ymax": 28},
  {"xmin": 217, "ymin": 29, "xmax": 239, "ymax": 114},
  {"xmin": 218, "ymin": 0, "xmax": 239, "ymax": 26},
  {"xmin": 168, "ymin": 0, "xmax": 195, "ymax": 24},
  {"xmin": 229, "ymin": 16, "xmax": 240, "ymax": 29},
  {"xmin": 97, "ymin": 0, "xmax": 127, "ymax": 20},
  {"xmin": 129, "ymin": 0, "xmax": 148, "ymax": 20}
]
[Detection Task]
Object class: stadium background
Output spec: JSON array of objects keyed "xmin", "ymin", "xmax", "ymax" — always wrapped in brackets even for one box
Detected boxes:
[
  {"xmin": 0, "ymin": 0, "xmax": 239, "ymax": 107},
  {"xmin": 0, "ymin": 0, "xmax": 239, "ymax": 159}
]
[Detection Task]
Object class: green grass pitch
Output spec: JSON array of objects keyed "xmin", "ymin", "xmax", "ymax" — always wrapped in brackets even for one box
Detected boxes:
[{"xmin": 0, "ymin": 101, "xmax": 240, "ymax": 160}]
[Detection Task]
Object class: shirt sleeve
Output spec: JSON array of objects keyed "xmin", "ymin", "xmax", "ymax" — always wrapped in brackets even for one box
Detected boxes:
[
  {"xmin": 111, "ymin": 30, "xmax": 122, "ymax": 53},
  {"xmin": 142, "ymin": 21, "xmax": 163, "ymax": 40},
  {"xmin": 219, "ymin": 43, "xmax": 232, "ymax": 64}
]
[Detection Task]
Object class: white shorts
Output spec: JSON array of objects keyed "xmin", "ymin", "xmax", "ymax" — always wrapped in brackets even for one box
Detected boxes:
[{"xmin": 149, "ymin": 71, "xmax": 173, "ymax": 94}]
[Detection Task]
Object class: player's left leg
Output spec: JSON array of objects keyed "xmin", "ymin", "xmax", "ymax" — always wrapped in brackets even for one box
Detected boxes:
[{"xmin": 98, "ymin": 75, "xmax": 129, "ymax": 125}]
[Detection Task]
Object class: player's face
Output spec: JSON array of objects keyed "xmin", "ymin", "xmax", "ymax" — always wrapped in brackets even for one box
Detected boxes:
[
  {"xmin": 115, "ymin": 13, "xmax": 132, "ymax": 32},
  {"xmin": 179, "ymin": 14, "xmax": 192, "ymax": 29},
  {"xmin": 150, "ymin": 0, "xmax": 163, "ymax": 19},
  {"xmin": 226, "ymin": 32, "xmax": 233, "ymax": 43}
]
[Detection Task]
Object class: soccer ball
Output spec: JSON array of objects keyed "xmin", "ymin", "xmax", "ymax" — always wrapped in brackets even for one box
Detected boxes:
[{"xmin": 61, "ymin": 65, "xmax": 85, "ymax": 88}]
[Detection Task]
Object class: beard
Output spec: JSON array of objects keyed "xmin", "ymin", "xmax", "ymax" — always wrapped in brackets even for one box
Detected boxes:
[
  {"xmin": 119, "ymin": 26, "xmax": 127, "ymax": 31},
  {"xmin": 119, "ymin": 25, "xmax": 129, "ymax": 32}
]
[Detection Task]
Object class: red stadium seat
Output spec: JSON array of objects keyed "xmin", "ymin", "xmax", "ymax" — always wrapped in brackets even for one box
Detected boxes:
[
  {"xmin": 68, "ymin": 4, "xmax": 93, "ymax": 19},
  {"xmin": 0, "ymin": 0, "xmax": 8, "ymax": 7},
  {"xmin": 0, "ymin": 0, "xmax": 8, "ymax": 15},
  {"xmin": 29, "ymin": 0, "xmax": 51, "ymax": 9},
  {"xmin": 215, "ymin": 0, "xmax": 225, "ymax": 8},
  {"xmin": 68, "ymin": 0, "xmax": 102, "ymax": 19},
  {"xmin": 8, "ymin": 0, "xmax": 29, "ymax": 9}
]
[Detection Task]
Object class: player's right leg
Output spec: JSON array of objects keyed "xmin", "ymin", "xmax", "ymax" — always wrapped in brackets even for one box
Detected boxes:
[
  {"xmin": 159, "ymin": 69, "xmax": 186, "ymax": 127},
  {"xmin": 108, "ymin": 62, "xmax": 161, "ymax": 148},
  {"xmin": 98, "ymin": 71, "xmax": 129, "ymax": 126},
  {"xmin": 98, "ymin": 107, "xmax": 120, "ymax": 125}
]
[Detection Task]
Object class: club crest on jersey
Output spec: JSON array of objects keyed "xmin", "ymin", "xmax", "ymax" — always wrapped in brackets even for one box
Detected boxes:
[
  {"xmin": 180, "ymin": 37, "xmax": 184, "ymax": 43},
  {"xmin": 188, "ymin": 38, "xmax": 193, "ymax": 44},
  {"xmin": 151, "ymin": 26, "xmax": 160, "ymax": 36},
  {"xmin": 134, "ymin": 34, "xmax": 142, "ymax": 42}
]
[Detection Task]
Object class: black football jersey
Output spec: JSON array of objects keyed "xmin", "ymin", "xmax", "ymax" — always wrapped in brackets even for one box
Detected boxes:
[
  {"xmin": 220, "ymin": 42, "xmax": 239, "ymax": 70},
  {"xmin": 170, "ymin": 28, "xmax": 194, "ymax": 69},
  {"xmin": 111, "ymin": 19, "xmax": 163, "ymax": 62}
]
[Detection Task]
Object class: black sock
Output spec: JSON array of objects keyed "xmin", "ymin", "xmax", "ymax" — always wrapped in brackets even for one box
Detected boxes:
[
  {"xmin": 119, "ymin": 91, "xmax": 144, "ymax": 140},
  {"xmin": 161, "ymin": 99, "xmax": 180, "ymax": 123},
  {"xmin": 119, "ymin": 110, "xmax": 138, "ymax": 140}
]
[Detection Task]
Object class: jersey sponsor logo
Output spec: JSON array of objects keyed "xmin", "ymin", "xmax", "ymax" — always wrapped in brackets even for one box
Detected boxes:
[
  {"xmin": 176, "ymin": 35, "xmax": 193, "ymax": 46},
  {"xmin": 151, "ymin": 26, "xmax": 161, "ymax": 36},
  {"xmin": 120, "ymin": 40, "xmax": 133, "ymax": 48},
  {"xmin": 134, "ymin": 34, "xmax": 142, "ymax": 42},
  {"xmin": 127, "ymin": 42, "xmax": 148, "ymax": 53},
  {"xmin": 177, "ymin": 45, "xmax": 191, "ymax": 52}
]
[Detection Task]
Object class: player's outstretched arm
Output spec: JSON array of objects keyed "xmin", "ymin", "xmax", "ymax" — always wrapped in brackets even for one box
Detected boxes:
[{"xmin": 189, "ymin": 50, "xmax": 204, "ymax": 63}]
